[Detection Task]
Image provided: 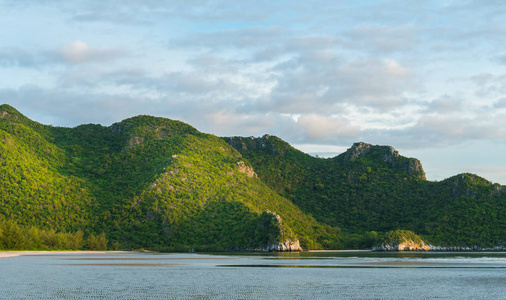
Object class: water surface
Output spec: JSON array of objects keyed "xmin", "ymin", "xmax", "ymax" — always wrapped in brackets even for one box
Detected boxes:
[{"xmin": 1, "ymin": 251, "xmax": 505, "ymax": 299}]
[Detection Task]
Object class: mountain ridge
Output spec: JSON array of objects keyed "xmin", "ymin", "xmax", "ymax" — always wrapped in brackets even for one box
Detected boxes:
[
  {"xmin": 1, "ymin": 104, "xmax": 504, "ymax": 250},
  {"xmin": 1, "ymin": 104, "xmax": 341, "ymax": 251}
]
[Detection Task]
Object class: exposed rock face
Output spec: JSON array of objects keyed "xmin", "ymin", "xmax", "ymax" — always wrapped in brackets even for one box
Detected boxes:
[
  {"xmin": 406, "ymin": 159, "xmax": 425, "ymax": 179},
  {"xmin": 225, "ymin": 134, "xmax": 291, "ymax": 156},
  {"xmin": 128, "ymin": 136, "xmax": 145, "ymax": 147},
  {"xmin": 373, "ymin": 229, "xmax": 430, "ymax": 251},
  {"xmin": 343, "ymin": 142, "xmax": 426, "ymax": 179},
  {"xmin": 372, "ymin": 229, "xmax": 506, "ymax": 252},
  {"xmin": 373, "ymin": 240, "xmax": 430, "ymax": 251},
  {"xmin": 264, "ymin": 239, "xmax": 302, "ymax": 252},
  {"xmin": 0, "ymin": 110, "xmax": 19, "ymax": 121},
  {"xmin": 344, "ymin": 142, "xmax": 378, "ymax": 161},
  {"xmin": 236, "ymin": 161, "xmax": 257, "ymax": 178},
  {"xmin": 259, "ymin": 211, "xmax": 302, "ymax": 252}
]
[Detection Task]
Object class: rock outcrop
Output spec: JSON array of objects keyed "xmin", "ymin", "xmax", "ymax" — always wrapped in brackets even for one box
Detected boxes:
[
  {"xmin": 263, "ymin": 239, "xmax": 302, "ymax": 252},
  {"xmin": 373, "ymin": 240, "xmax": 430, "ymax": 251},
  {"xmin": 373, "ymin": 229, "xmax": 430, "ymax": 251},
  {"xmin": 373, "ymin": 229, "xmax": 506, "ymax": 251},
  {"xmin": 258, "ymin": 211, "xmax": 302, "ymax": 252},
  {"xmin": 225, "ymin": 134, "xmax": 293, "ymax": 156},
  {"xmin": 375, "ymin": 244, "xmax": 506, "ymax": 252},
  {"xmin": 426, "ymin": 245, "xmax": 506, "ymax": 251},
  {"xmin": 343, "ymin": 142, "xmax": 426, "ymax": 179},
  {"xmin": 235, "ymin": 161, "xmax": 257, "ymax": 178}
]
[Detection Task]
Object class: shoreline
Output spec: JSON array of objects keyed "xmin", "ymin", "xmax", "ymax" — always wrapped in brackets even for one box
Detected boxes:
[
  {"xmin": 307, "ymin": 250, "xmax": 372, "ymax": 253},
  {"xmin": 0, "ymin": 251, "xmax": 130, "ymax": 258}
]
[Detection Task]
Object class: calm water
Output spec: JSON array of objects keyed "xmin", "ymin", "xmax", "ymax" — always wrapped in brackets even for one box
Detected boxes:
[{"xmin": 1, "ymin": 251, "xmax": 505, "ymax": 299}]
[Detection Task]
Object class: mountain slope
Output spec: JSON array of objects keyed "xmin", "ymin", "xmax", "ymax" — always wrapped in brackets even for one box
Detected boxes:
[
  {"xmin": 0, "ymin": 106, "xmax": 97, "ymax": 232},
  {"xmin": 0, "ymin": 104, "xmax": 341, "ymax": 251},
  {"xmin": 2, "ymin": 104, "xmax": 504, "ymax": 250},
  {"xmin": 225, "ymin": 135, "xmax": 506, "ymax": 247}
]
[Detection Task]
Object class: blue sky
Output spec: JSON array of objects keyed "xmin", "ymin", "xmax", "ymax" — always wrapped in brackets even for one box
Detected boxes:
[{"xmin": 1, "ymin": 0, "xmax": 506, "ymax": 184}]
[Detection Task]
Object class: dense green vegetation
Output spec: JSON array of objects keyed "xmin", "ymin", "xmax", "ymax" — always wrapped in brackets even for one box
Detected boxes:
[
  {"xmin": 0, "ymin": 219, "xmax": 110, "ymax": 250},
  {"xmin": 1, "ymin": 104, "xmax": 504, "ymax": 251},
  {"xmin": 383, "ymin": 229, "xmax": 423, "ymax": 246},
  {"xmin": 0, "ymin": 104, "xmax": 340, "ymax": 251},
  {"xmin": 226, "ymin": 136, "xmax": 506, "ymax": 248}
]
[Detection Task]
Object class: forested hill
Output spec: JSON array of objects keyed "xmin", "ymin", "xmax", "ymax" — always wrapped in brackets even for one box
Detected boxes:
[
  {"xmin": 1, "ymin": 104, "xmax": 505, "ymax": 251},
  {"xmin": 225, "ymin": 135, "xmax": 506, "ymax": 248},
  {"xmin": 0, "ymin": 104, "xmax": 340, "ymax": 251}
]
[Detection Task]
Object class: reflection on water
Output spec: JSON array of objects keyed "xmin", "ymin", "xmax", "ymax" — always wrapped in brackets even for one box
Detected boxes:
[{"xmin": 1, "ymin": 251, "xmax": 505, "ymax": 299}]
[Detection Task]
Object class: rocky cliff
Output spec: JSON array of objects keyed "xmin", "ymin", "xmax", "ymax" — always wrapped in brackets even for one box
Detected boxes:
[
  {"xmin": 373, "ymin": 229, "xmax": 430, "ymax": 251},
  {"xmin": 263, "ymin": 239, "xmax": 302, "ymax": 252},
  {"xmin": 259, "ymin": 212, "xmax": 302, "ymax": 252},
  {"xmin": 343, "ymin": 142, "xmax": 426, "ymax": 179}
]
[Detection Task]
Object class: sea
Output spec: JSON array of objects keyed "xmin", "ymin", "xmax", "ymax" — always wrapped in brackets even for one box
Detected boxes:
[{"xmin": 1, "ymin": 251, "xmax": 505, "ymax": 299}]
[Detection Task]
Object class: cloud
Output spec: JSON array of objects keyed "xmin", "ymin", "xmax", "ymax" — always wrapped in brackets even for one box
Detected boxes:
[
  {"xmin": 57, "ymin": 40, "xmax": 124, "ymax": 64},
  {"xmin": 494, "ymin": 97, "xmax": 506, "ymax": 108},
  {"xmin": 0, "ymin": 47, "xmax": 45, "ymax": 68},
  {"xmin": 258, "ymin": 56, "xmax": 416, "ymax": 115},
  {"xmin": 344, "ymin": 24, "xmax": 418, "ymax": 54},
  {"xmin": 69, "ymin": 0, "xmax": 273, "ymax": 25},
  {"xmin": 425, "ymin": 95, "xmax": 464, "ymax": 114},
  {"xmin": 0, "ymin": 42, "xmax": 125, "ymax": 69},
  {"xmin": 253, "ymin": 34, "xmax": 341, "ymax": 62},
  {"xmin": 495, "ymin": 54, "xmax": 506, "ymax": 65},
  {"xmin": 470, "ymin": 73, "xmax": 494, "ymax": 86},
  {"xmin": 0, "ymin": 85, "xmax": 150, "ymax": 126},
  {"xmin": 467, "ymin": 73, "xmax": 506, "ymax": 98},
  {"xmin": 401, "ymin": 113, "xmax": 506, "ymax": 147},
  {"xmin": 286, "ymin": 35, "xmax": 341, "ymax": 51},
  {"xmin": 171, "ymin": 26, "xmax": 286, "ymax": 51},
  {"xmin": 297, "ymin": 114, "xmax": 360, "ymax": 141}
]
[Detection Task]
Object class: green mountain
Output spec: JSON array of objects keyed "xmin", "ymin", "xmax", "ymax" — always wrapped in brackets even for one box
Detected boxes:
[
  {"xmin": 1, "ymin": 104, "xmax": 504, "ymax": 251},
  {"xmin": 0, "ymin": 104, "xmax": 340, "ymax": 251},
  {"xmin": 225, "ymin": 135, "xmax": 506, "ymax": 248}
]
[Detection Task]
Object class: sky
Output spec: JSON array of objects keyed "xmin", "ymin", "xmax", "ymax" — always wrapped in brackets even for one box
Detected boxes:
[{"xmin": 1, "ymin": 0, "xmax": 506, "ymax": 184}]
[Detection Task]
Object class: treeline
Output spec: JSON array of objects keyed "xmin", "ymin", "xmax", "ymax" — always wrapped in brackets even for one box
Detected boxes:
[{"xmin": 0, "ymin": 220, "xmax": 110, "ymax": 250}]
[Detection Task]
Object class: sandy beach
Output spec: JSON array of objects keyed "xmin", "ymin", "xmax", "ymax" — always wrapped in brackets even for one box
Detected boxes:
[{"xmin": 0, "ymin": 251, "xmax": 129, "ymax": 258}]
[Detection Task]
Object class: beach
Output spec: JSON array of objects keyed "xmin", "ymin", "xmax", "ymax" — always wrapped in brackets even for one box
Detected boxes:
[{"xmin": 0, "ymin": 251, "xmax": 127, "ymax": 258}]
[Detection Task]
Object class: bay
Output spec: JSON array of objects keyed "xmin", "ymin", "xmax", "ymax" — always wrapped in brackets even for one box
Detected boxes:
[{"xmin": 1, "ymin": 251, "xmax": 505, "ymax": 299}]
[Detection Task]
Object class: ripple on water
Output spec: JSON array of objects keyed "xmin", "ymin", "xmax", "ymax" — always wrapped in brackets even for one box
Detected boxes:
[{"xmin": 0, "ymin": 252, "xmax": 505, "ymax": 299}]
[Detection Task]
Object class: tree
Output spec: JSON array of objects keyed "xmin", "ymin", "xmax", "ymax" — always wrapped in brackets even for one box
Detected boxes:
[
  {"xmin": 0, "ymin": 220, "xmax": 26, "ymax": 249},
  {"xmin": 87, "ymin": 232, "xmax": 108, "ymax": 250}
]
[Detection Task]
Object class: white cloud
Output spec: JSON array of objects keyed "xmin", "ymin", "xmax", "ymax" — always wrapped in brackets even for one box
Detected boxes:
[
  {"xmin": 408, "ymin": 114, "xmax": 506, "ymax": 144},
  {"xmin": 425, "ymin": 95, "xmax": 463, "ymax": 114},
  {"xmin": 58, "ymin": 40, "xmax": 124, "ymax": 64},
  {"xmin": 384, "ymin": 58, "xmax": 410, "ymax": 76},
  {"xmin": 265, "ymin": 56, "xmax": 416, "ymax": 113},
  {"xmin": 297, "ymin": 114, "xmax": 359, "ymax": 140},
  {"xmin": 0, "ymin": 41, "xmax": 125, "ymax": 69}
]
